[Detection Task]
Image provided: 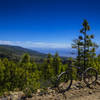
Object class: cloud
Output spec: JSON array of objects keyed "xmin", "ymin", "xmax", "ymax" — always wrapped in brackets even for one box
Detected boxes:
[{"xmin": 0, "ymin": 40, "xmax": 71, "ymax": 49}]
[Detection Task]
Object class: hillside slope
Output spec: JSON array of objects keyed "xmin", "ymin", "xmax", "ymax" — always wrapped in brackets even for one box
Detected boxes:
[{"xmin": 0, "ymin": 45, "xmax": 47, "ymax": 61}]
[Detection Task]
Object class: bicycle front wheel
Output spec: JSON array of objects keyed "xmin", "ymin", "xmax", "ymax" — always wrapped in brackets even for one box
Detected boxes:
[
  {"xmin": 83, "ymin": 67, "xmax": 98, "ymax": 85},
  {"xmin": 56, "ymin": 71, "xmax": 72, "ymax": 93}
]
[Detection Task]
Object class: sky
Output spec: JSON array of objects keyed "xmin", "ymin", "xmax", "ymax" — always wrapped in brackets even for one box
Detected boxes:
[{"xmin": 0, "ymin": 0, "xmax": 100, "ymax": 48}]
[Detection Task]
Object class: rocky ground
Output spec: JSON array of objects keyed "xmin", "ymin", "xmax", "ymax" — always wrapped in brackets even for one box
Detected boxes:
[{"xmin": 1, "ymin": 79, "xmax": 100, "ymax": 100}]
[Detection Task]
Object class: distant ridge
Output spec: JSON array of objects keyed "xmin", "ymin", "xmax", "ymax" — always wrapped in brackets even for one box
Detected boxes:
[{"xmin": 0, "ymin": 45, "xmax": 47, "ymax": 62}]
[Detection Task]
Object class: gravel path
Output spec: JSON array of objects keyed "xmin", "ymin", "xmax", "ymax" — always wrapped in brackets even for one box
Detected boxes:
[
  {"xmin": 27, "ymin": 81, "xmax": 100, "ymax": 100},
  {"xmin": 73, "ymin": 92, "xmax": 100, "ymax": 100},
  {"xmin": 1, "ymin": 80, "xmax": 100, "ymax": 100}
]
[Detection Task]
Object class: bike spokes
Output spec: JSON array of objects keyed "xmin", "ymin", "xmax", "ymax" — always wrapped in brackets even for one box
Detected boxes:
[
  {"xmin": 84, "ymin": 68, "xmax": 98, "ymax": 85},
  {"xmin": 57, "ymin": 72, "xmax": 72, "ymax": 93}
]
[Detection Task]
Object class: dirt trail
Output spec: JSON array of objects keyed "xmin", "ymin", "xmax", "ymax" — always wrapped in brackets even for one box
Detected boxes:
[
  {"xmin": 27, "ymin": 81, "xmax": 100, "ymax": 100},
  {"xmin": 26, "ymin": 90, "xmax": 100, "ymax": 100},
  {"xmin": 73, "ymin": 92, "xmax": 100, "ymax": 100},
  {"xmin": 1, "ymin": 80, "xmax": 100, "ymax": 100}
]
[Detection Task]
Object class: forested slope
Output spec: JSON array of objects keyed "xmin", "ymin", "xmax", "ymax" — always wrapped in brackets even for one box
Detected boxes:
[{"xmin": 0, "ymin": 45, "xmax": 47, "ymax": 62}]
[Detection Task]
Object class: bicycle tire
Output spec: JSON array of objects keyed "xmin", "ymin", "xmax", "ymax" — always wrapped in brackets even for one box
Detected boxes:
[
  {"xmin": 83, "ymin": 67, "xmax": 98, "ymax": 85},
  {"xmin": 56, "ymin": 71, "xmax": 72, "ymax": 93}
]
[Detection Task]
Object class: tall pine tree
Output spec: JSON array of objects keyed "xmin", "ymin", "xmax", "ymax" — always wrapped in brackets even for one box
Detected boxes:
[{"xmin": 72, "ymin": 20, "xmax": 98, "ymax": 70}]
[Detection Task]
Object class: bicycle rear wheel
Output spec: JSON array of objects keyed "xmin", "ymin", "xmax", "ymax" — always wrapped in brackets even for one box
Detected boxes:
[
  {"xmin": 83, "ymin": 67, "xmax": 98, "ymax": 85},
  {"xmin": 56, "ymin": 71, "xmax": 72, "ymax": 93}
]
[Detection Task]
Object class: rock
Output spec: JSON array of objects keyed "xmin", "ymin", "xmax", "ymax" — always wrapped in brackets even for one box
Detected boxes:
[
  {"xmin": 84, "ymin": 88, "xmax": 87, "ymax": 91},
  {"xmin": 71, "ymin": 85, "xmax": 79, "ymax": 90},
  {"xmin": 3, "ymin": 91, "xmax": 25, "ymax": 100},
  {"xmin": 7, "ymin": 96, "xmax": 11, "ymax": 100},
  {"xmin": 37, "ymin": 89, "xmax": 41, "ymax": 93},
  {"xmin": 96, "ymin": 80, "xmax": 100, "ymax": 85},
  {"xmin": 89, "ymin": 91, "xmax": 92, "ymax": 94},
  {"xmin": 11, "ymin": 95, "xmax": 18, "ymax": 100},
  {"xmin": 48, "ymin": 95, "xmax": 54, "ymax": 99}
]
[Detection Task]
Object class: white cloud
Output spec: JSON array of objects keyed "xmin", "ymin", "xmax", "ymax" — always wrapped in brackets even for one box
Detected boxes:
[{"xmin": 0, "ymin": 40, "xmax": 71, "ymax": 49}]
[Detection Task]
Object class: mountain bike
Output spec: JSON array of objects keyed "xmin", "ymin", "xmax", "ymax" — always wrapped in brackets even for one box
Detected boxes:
[{"xmin": 56, "ymin": 60, "xmax": 98, "ymax": 93}]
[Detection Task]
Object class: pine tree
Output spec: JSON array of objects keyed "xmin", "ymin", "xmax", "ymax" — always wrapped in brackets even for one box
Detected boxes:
[
  {"xmin": 20, "ymin": 53, "xmax": 30, "ymax": 64},
  {"xmin": 42, "ymin": 53, "xmax": 53, "ymax": 80},
  {"xmin": 53, "ymin": 52, "xmax": 62, "ymax": 75},
  {"xmin": 0, "ymin": 59, "xmax": 5, "ymax": 91},
  {"xmin": 72, "ymin": 19, "xmax": 98, "ymax": 70},
  {"xmin": 72, "ymin": 36, "xmax": 84, "ymax": 68}
]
